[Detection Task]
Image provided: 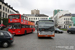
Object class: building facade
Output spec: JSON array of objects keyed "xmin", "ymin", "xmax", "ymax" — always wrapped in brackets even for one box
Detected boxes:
[
  {"xmin": 23, "ymin": 9, "xmax": 49, "ymax": 26},
  {"xmin": 23, "ymin": 14, "xmax": 48, "ymax": 25},
  {"xmin": 0, "ymin": 0, "xmax": 19, "ymax": 24},
  {"xmin": 58, "ymin": 14, "xmax": 72, "ymax": 28},
  {"xmin": 53, "ymin": 10, "xmax": 71, "ymax": 27}
]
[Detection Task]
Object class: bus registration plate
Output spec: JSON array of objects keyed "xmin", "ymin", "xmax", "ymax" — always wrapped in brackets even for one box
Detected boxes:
[{"xmin": 45, "ymin": 35, "xmax": 48, "ymax": 37}]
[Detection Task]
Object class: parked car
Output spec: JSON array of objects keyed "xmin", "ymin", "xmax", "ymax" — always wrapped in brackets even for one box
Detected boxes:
[
  {"xmin": 67, "ymin": 27, "xmax": 75, "ymax": 34},
  {"xmin": 55, "ymin": 28, "xmax": 63, "ymax": 33},
  {"xmin": 0, "ymin": 30, "xmax": 14, "ymax": 48}
]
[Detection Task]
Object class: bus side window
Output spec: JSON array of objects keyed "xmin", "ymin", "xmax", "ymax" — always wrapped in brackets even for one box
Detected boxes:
[
  {"xmin": 28, "ymin": 25, "xmax": 30, "ymax": 28},
  {"xmin": 21, "ymin": 25, "xmax": 25, "ymax": 28},
  {"xmin": 21, "ymin": 16, "xmax": 24, "ymax": 19},
  {"xmin": 25, "ymin": 17, "xmax": 28, "ymax": 20},
  {"xmin": 30, "ymin": 25, "xmax": 32, "ymax": 28},
  {"xmin": 25, "ymin": 25, "xmax": 28, "ymax": 28},
  {"xmin": 24, "ymin": 17, "xmax": 25, "ymax": 20},
  {"xmin": 31, "ymin": 26, "xmax": 33, "ymax": 28}
]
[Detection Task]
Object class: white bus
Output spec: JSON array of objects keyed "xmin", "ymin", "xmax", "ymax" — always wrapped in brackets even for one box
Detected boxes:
[{"xmin": 37, "ymin": 19, "xmax": 55, "ymax": 38}]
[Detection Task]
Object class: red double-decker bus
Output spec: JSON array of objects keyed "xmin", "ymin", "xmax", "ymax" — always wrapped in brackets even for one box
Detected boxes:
[{"xmin": 8, "ymin": 14, "xmax": 35, "ymax": 35}]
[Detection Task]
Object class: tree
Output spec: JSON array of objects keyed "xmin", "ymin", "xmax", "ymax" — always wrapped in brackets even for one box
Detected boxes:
[{"xmin": 3, "ymin": 18, "xmax": 8, "ymax": 25}]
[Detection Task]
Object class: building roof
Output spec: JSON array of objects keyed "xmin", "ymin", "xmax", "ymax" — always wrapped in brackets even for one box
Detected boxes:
[
  {"xmin": 35, "ymin": 14, "xmax": 48, "ymax": 17},
  {"xmin": 23, "ymin": 14, "xmax": 35, "ymax": 16},
  {"xmin": 63, "ymin": 14, "xmax": 71, "ymax": 16},
  {"xmin": 23, "ymin": 14, "xmax": 48, "ymax": 17},
  {"xmin": 71, "ymin": 14, "xmax": 75, "ymax": 17},
  {"xmin": 59, "ymin": 14, "xmax": 71, "ymax": 18},
  {"xmin": 0, "ymin": 0, "xmax": 19, "ymax": 13}
]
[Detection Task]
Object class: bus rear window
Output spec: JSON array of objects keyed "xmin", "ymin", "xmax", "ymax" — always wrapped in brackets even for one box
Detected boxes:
[{"xmin": 9, "ymin": 15, "xmax": 20, "ymax": 19}]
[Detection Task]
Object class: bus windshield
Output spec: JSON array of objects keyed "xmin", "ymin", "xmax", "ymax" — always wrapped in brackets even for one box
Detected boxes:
[
  {"xmin": 8, "ymin": 23, "xmax": 20, "ymax": 29},
  {"xmin": 38, "ymin": 20, "xmax": 54, "ymax": 31},
  {"xmin": 38, "ymin": 20, "xmax": 54, "ymax": 28},
  {"xmin": 9, "ymin": 15, "xmax": 20, "ymax": 19}
]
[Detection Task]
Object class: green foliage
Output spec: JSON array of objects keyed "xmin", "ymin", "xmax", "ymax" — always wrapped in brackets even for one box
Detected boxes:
[
  {"xmin": 0, "ymin": 17, "xmax": 8, "ymax": 25},
  {"xmin": 3, "ymin": 18, "xmax": 8, "ymax": 25},
  {"xmin": 60, "ymin": 29, "xmax": 67, "ymax": 31}
]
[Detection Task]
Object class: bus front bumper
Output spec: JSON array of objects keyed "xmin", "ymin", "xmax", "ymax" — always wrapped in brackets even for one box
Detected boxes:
[{"xmin": 38, "ymin": 33, "xmax": 55, "ymax": 37}]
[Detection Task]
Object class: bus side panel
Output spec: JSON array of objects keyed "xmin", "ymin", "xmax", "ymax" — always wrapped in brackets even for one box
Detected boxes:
[
  {"xmin": 21, "ymin": 28, "xmax": 30, "ymax": 34},
  {"xmin": 27, "ymin": 28, "xmax": 31, "ymax": 33},
  {"xmin": 29, "ymin": 28, "xmax": 35, "ymax": 33},
  {"xmin": 33, "ymin": 28, "xmax": 35, "ymax": 31},
  {"xmin": 32, "ymin": 28, "xmax": 35, "ymax": 32},
  {"xmin": 20, "ymin": 28, "xmax": 25, "ymax": 34},
  {"xmin": 29, "ymin": 28, "xmax": 33, "ymax": 33}
]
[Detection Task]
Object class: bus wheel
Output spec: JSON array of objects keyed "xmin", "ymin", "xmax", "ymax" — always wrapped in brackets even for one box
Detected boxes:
[
  {"xmin": 24, "ymin": 30, "xmax": 27, "ymax": 35},
  {"xmin": 31, "ymin": 30, "xmax": 33, "ymax": 33}
]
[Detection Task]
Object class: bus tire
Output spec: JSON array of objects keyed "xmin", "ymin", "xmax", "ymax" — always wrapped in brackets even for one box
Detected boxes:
[
  {"xmin": 24, "ymin": 30, "xmax": 27, "ymax": 35},
  {"xmin": 31, "ymin": 30, "xmax": 33, "ymax": 33}
]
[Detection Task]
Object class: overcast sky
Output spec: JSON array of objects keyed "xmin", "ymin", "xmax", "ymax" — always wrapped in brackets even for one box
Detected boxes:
[{"xmin": 5, "ymin": 0, "xmax": 75, "ymax": 17}]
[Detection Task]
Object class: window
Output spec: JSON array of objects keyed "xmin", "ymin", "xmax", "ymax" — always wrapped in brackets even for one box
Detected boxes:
[
  {"xmin": 21, "ymin": 25, "xmax": 25, "ymax": 28},
  {"xmin": 0, "ymin": 5, "xmax": 2, "ymax": 9},
  {"xmin": 30, "ymin": 25, "xmax": 34, "ymax": 28},
  {"xmin": 6, "ymin": 8, "xmax": 7, "ymax": 12},
  {"xmin": 3, "ymin": 12, "xmax": 4, "ymax": 18},
  {"xmin": 25, "ymin": 17, "xmax": 28, "ymax": 20},
  {"xmin": 36, "ymin": 18, "xmax": 37, "ymax": 20},
  {"xmin": 73, "ymin": 24, "xmax": 75, "ymax": 26},
  {"xmin": 25, "ymin": 25, "xmax": 29, "ymax": 28},
  {"xmin": 34, "ymin": 18, "xmax": 35, "ymax": 20},
  {"xmin": 9, "ymin": 15, "xmax": 20, "ymax": 19},
  {"xmin": 69, "ymin": 24, "xmax": 72, "ymax": 26},
  {"xmin": 3, "ymin": 6, "xmax": 4, "ymax": 10},
  {"xmin": 21, "ymin": 25, "xmax": 30, "ymax": 28},
  {"xmin": 30, "ymin": 25, "xmax": 31, "ymax": 28},
  {"xmin": 64, "ymin": 18, "xmax": 65, "ymax": 20},
  {"xmin": 70, "ymin": 28, "xmax": 75, "ymax": 30},
  {"xmin": 8, "ymin": 9, "xmax": 9, "ymax": 13},
  {"xmin": 29, "ymin": 18, "xmax": 30, "ymax": 20},
  {"xmin": 5, "ymin": 13, "xmax": 7, "ymax": 18},
  {"xmin": 21, "ymin": 16, "xmax": 24, "ymax": 19},
  {"xmin": 10, "ymin": 11, "xmax": 11, "ymax": 13},
  {"xmin": 3, "ymin": 32, "xmax": 9, "ymax": 37}
]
